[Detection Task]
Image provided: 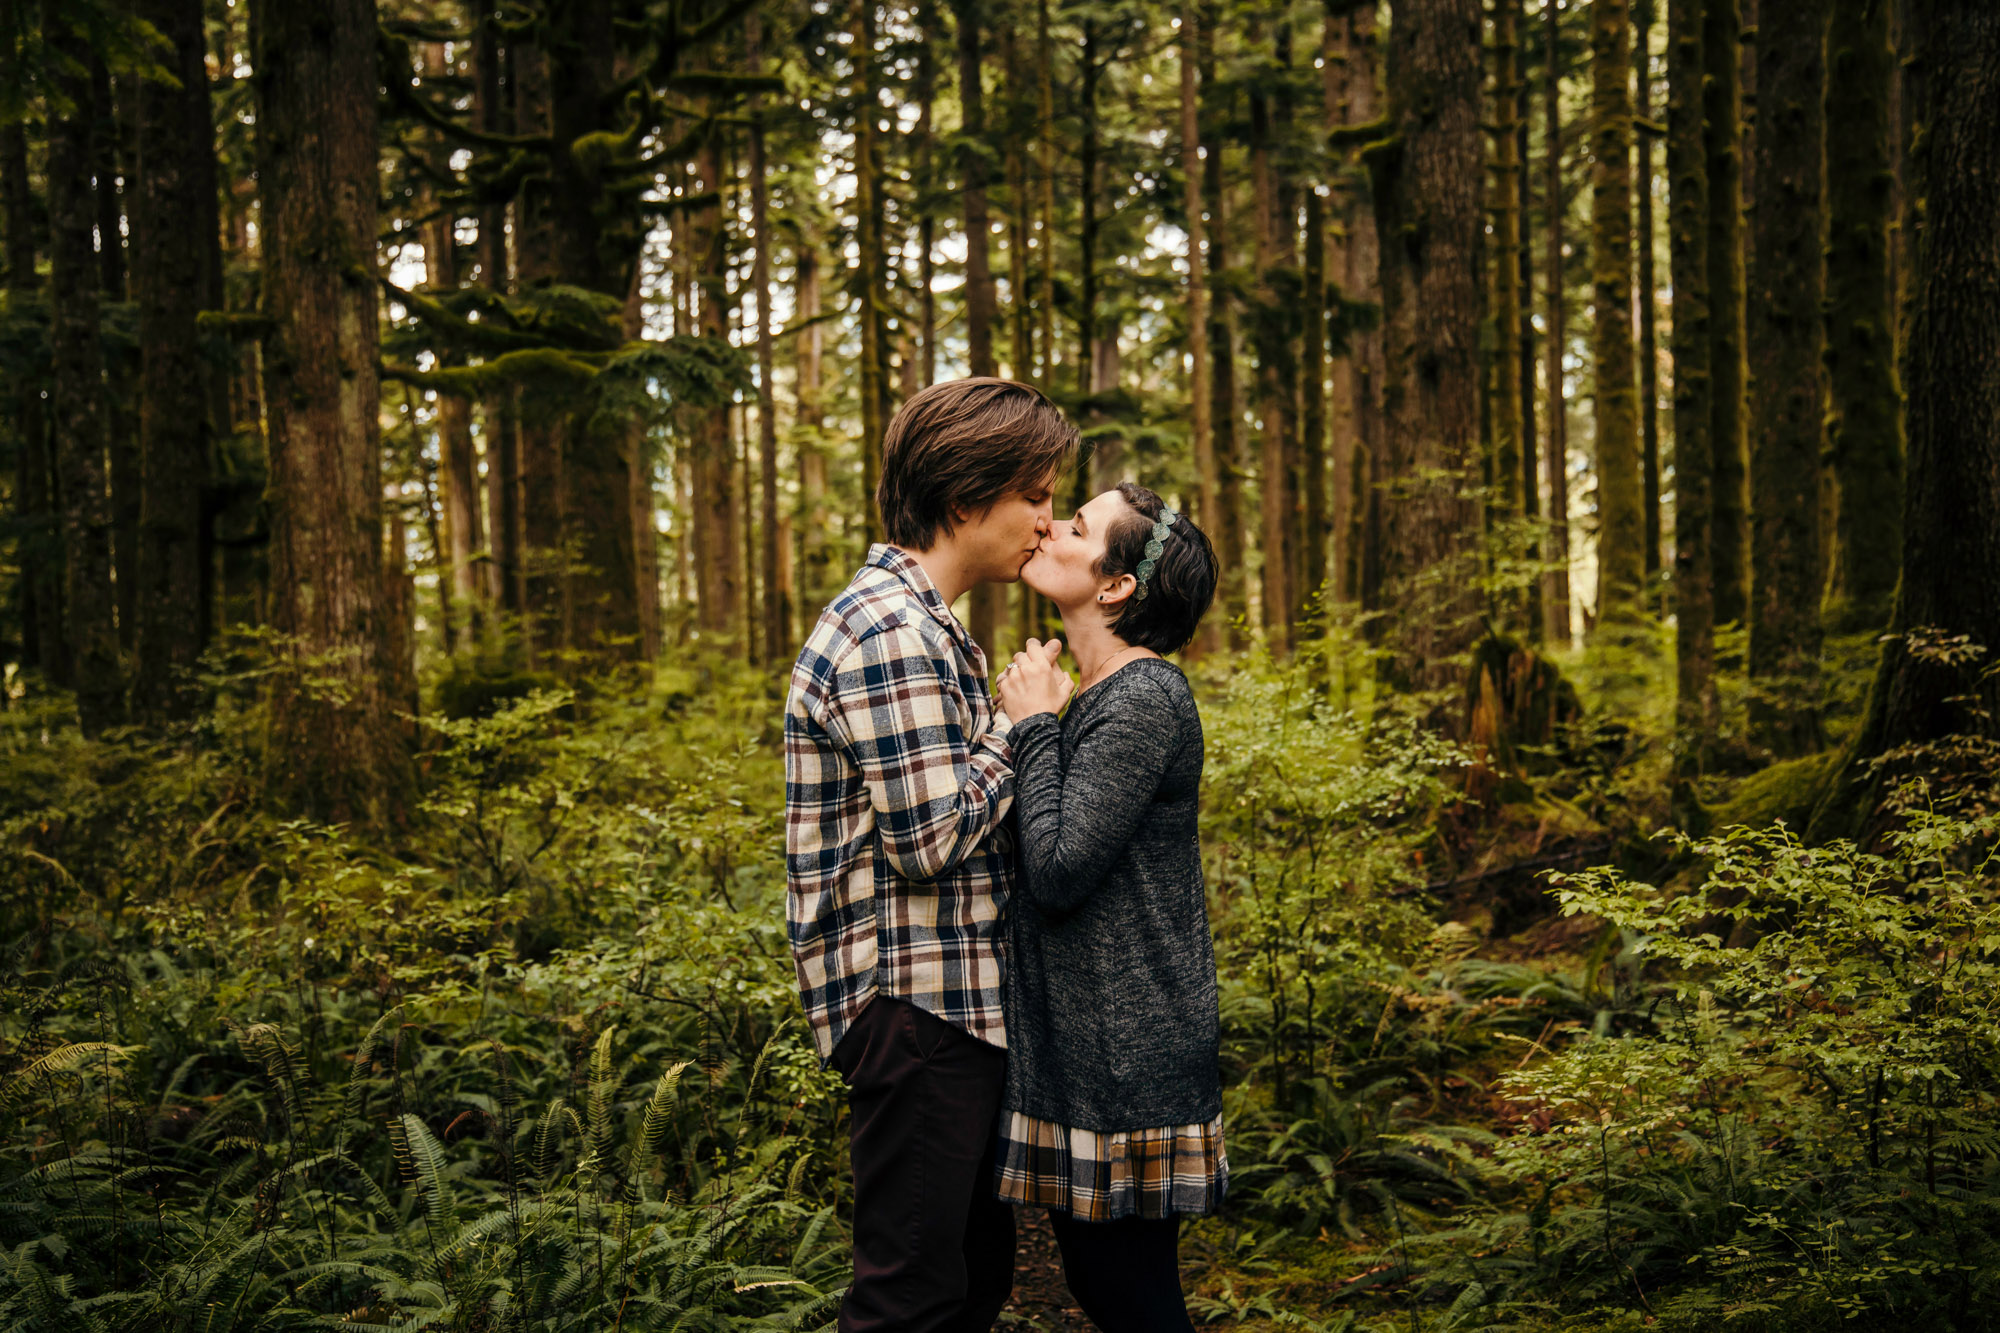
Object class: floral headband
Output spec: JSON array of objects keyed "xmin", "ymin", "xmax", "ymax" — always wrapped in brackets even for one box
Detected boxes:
[{"xmin": 1134, "ymin": 508, "xmax": 1179, "ymax": 601}]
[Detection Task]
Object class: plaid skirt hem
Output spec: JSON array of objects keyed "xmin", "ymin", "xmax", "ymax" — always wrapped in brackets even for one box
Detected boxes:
[{"xmin": 992, "ymin": 1109, "xmax": 1228, "ymax": 1222}]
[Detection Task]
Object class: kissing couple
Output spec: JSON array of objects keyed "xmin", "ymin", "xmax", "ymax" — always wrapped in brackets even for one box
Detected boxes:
[{"xmin": 784, "ymin": 377, "xmax": 1226, "ymax": 1332}]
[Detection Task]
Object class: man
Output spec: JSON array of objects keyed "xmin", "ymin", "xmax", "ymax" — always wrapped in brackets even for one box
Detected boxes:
[{"xmin": 785, "ymin": 378, "xmax": 1077, "ymax": 1332}]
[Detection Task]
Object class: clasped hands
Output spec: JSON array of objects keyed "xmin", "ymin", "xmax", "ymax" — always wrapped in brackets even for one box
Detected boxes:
[{"xmin": 995, "ymin": 637, "xmax": 1074, "ymax": 720}]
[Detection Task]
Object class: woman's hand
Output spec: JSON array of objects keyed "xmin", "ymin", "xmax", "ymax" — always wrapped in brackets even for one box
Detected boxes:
[{"xmin": 996, "ymin": 638, "xmax": 1073, "ymax": 720}]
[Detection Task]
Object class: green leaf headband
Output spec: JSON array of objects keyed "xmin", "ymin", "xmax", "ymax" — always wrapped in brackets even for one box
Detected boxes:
[{"xmin": 1133, "ymin": 508, "xmax": 1179, "ymax": 601}]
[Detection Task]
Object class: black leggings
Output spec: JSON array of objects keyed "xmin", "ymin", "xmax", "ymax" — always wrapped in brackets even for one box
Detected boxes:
[{"xmin": 1048, "ymin": 1212, "xmax": 1196, "ymax": 1333}]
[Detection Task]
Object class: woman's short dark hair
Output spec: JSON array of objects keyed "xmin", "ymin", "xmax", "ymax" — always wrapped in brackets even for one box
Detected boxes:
[
  {"xmin": 1096, "ymin": 482, "xmax": 1219, "ymax": 655},
  {"xmin": 877, "ymin": 378, "xmax": 1079, "ymax": 550}
]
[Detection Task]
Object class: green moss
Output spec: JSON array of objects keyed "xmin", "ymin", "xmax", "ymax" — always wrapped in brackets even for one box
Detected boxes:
[{"xmin": 1708, "ymin": 750, "xmax": 1836, "ymax": 831}]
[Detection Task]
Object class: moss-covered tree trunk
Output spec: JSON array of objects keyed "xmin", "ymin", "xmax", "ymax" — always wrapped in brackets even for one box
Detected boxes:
[
  {"xmin": 545, "ymin": 0, "xmax": 640, "ymax": 660},
  {"xmin": 253, "ymin": 0, "xmax": 407, "ymax": 822},
  {"xmin": 1366, "ymin": 0, "xmax": 1485, "ymax": 694},
  {"xmin": 1668, "ymin": 0, "xmax": 1716, "ymax": 777},
  {"xmin": 795, "ymin": 246, "xmax": 831, "ymax": 617},
  {"xmin": 44, "ymin": 2, "xmax": 122, "ymax": 734},
  {"xmin": 131, "ymin": 0, "xmax": 219, "ymax": 719},
  {"xmin": 1704, "ymin": 0, "xmax": 1750, "ymax": 626},
  {"xmin": 512, "ymin": 38, "xmax": 565, "ymax": 658},
  {"xmin": 1542, "ymin": 0, "xmax": 1573, "ymax": 643},
  {"xmin": 1811, "ymin": 1, "xmax": 2000, "ymax": 838},
  {"xmin": 1746, "ymin": 0, "xmax": 1828, "ymax": 757},
  {"xmin": 1591, "ymin": 0, "xmax": 1645, "ymax": 625},
  {"xmin": 1822, "ymin": 0, "xmax": 1904, "ymax": 631}
]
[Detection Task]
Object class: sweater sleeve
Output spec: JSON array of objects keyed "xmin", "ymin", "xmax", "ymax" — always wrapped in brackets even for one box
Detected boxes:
[{"xmin": 1011, "ymin": 673, "xmax": 1182, "ymax": 917}]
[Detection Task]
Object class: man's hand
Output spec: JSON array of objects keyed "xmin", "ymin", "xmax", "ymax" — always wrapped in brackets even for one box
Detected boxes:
[{"xmin": 996, "ymin": 637, "xmax": 1072, "ymax": 720}]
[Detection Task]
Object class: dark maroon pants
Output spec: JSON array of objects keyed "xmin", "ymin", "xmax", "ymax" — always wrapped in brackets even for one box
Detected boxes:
[{"xmin": 829, "ymin": 995, "xmax": 1015, "ymax": 1333}]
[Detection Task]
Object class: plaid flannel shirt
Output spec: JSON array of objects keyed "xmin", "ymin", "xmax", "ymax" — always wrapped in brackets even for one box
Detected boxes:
[{"xmin": 785, "ymin": 544, "xmax": 1016, "ymax": 1061}]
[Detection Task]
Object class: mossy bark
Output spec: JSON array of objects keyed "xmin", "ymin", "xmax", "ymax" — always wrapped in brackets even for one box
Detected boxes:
[
  {"xmin": 749, "ymin": 16, "xmax": 786, "ymax": 666},
  {"xmin": 1366, "ymin": 0, "xmax": 1485, "ymax": 696},
  {"xmin": 253, "ymin": 0, "xmax": 409, "ymax": 822},
  {"xmin": 44, "ymin": 1, "xmax": 122, "ymax": 734},
  {"xmin": 1667, "ymin": 0, "xmax": 1716, "ymax": 776},
  {"xmin": 1822, "ymin": 0, "xmax": 1904, "ymax": 632},
  {"xmin": 1811, "ymin": 1, "xmax": 2000, "ymax": 840},
  {"xmin": 692, "ymin": 129, "xmax": 742, "ymax": 643},
  {"xmin": 2, "ymin": 70, "xmax": 62, "ymax": 681},
  {"xmin": 1746, "ymin": 0, "xmax": 1828, "ymax": 758},
  {"xmin": 1590, "ymin": 0, "xmax": 1645, "ymax": 625},
  {"xmin": 1703, "ymin": 0, "xmax": 1750, "ymax": 626},
  {"xmin": 954, "ymin": 0, "xmax": 1003, "ymax": 656}
]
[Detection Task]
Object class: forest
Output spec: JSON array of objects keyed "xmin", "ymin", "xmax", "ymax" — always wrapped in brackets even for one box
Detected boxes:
[{"xmin": 1, "ymin": 0, "xmax": 1997, "ymax": 1326}]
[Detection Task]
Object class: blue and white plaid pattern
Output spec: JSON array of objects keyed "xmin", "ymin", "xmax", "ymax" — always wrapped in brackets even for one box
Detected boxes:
[{"xmin": 785, "ymin": 545, "xmax": 1016, "ymax": 1061}]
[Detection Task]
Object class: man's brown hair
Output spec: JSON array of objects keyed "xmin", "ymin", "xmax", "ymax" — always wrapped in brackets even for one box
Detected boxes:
[{"xmin": 876, "ymin": 377, "xmax": 1078, "ymax": 550}]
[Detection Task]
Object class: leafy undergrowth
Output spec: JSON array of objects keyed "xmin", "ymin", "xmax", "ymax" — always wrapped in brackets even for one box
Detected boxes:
[{"xmin": 2, "ymin": 633, "xmax": 1994, "ymax": 1331}]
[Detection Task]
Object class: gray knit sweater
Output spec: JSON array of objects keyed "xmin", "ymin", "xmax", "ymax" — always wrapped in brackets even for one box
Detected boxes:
[{"xmin": 1001, "ymin": 658, "xmax": 1223, "ymax": 1132}]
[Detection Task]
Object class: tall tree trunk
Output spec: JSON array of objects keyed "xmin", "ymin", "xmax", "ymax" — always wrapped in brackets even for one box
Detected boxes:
[
  {"xmin": 1518, "ymin": 30, "xmax": 1543, "ymax": 641},
  {"xmin": 474, "ymin": 2, "xmax": 521, "ymax": 620},
  {"xmin": 1301, "ymin": 186, "xmax": 1327, "ymax": 624},
  {"xmin": 544, "ymin": 1, "xmax": 638, "ymax": 661},
  {"xmin": 748, "ymin": 16, "xmax": 786, "ymax": 665},
  {"xmin": 1367, "ymin": 0, "xmax": 1485, "ymax": 694},
  {"xmin": 955, "ymin": 0, "xmax": 1003, "ymax": 651},
  {"xmin": 1333, "ymin": 2, "xmax": 1384, "ymax": 612},
  {"xmin": 1249, "ymin": 17, "xmax": 1298, "ymax": 651},
  {"xmin": 91, "ymin": 53, "xmax": 141, "ymax": 661},
  {"xmin": 1635, "ymin": 0, "xmax": 1662, "ymax": 580},
  {"xmin": 513, "ymin": 37, "xmax": 565, "ymax": 658},
  {"xmin": 254, "ymin": 0, "xmax": 407, "ymax": 821},
  {"xmin": 1668, "ymin": 0, "xmax": 1716, "ymax": 777},
  {"xmin": 693, "ymin": 129, "xmax": 742, "ymax": 640},
  {"xmin": 1075, "ymin": 21, "xmax": 1100, "ymax": 459},
  {"xmin": 132, "ymin": 0, "xmax": 219, "ymax": 719},
  {"xmin": 1705, "ymin": 0, "xmax": 1750, "ymax": 626},
  {"xmin": 1543, "ymin": 0, "xmax": 1573, "ymax": 643},
  {"xmin": 796, "ymin": 245, "xmax": 830, "ymax": 615},
  {"xmin": 1747, "ymin": 0, "xmax": 1828, "ymax": 757},
  {"xmin": 1591, "ymin": 0, "xmax": 1645, "ymax": 625},
  {"xmin": 1822, "ymin": 0, "xmax": 1903, "ymax": 631},
  {"xmin": 422, "ymin": 45, "xmax": 482, "ymax": 652},
  {"xmin": 4, "ymin": 0, "xmax": 63, "ymax": 683},
  {"xmin": 45, "ymin": 3, "xmax": 122, "ymax": 733},
  {"xmin": 1036, "ymin": 0, "xmax": 1057, "ymax": 389},
  {"xmin": 1200, "ymin": 3, "xmax": 1248, "ymax": 645},
  {"xmin": 854, "ymin": 3, "xmax": 887, "ymax": 547},
  {"xmin": 1811, "ymin": 0, "xmax": 2000, "ymax": 839},
  {"xmin": 1182, "ymin": 0, "xmax": 1217, "ymax": 651},
  {"xmin": 1492, "ymin": 0, "xmax": 1526, "ymax": 528},
  {"xmin": 1002, "ymin": 22, "xmax": 1032, "ymax": 381}
]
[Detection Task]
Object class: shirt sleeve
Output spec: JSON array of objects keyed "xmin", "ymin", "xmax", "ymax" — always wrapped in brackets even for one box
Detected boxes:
[
  {"xmin": 819, "ymin": 619, "xmax": 1015, "ymax": 885},
  {"xmin": 1011, "ymin": 675, "xmax": 1183, "ymax": 917}
]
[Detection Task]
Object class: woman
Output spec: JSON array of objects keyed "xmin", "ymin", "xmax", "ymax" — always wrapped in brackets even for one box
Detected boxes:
[{"xmin": 993, "ymin": 481, "xmax": 1224, "ymax": 1333}]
